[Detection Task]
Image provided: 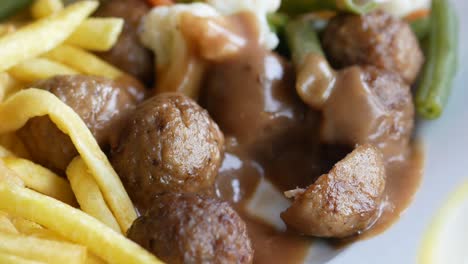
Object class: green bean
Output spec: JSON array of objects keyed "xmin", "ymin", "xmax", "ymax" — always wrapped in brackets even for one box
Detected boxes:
[
  {"xmin": 285, "ymin": 17, "xmax": 324, "ymax": 67},
  {"xmin": 0, "ymin": 0, "xmax": 33, "ymax": 21},
  {"xmin": 416, "ymin": 0, "xmax": 458, "ymax": 119},
  {"xmin": 410, "ymin": 16, "xmax": 431, "ymax": 40},
  {"xmin": 280, "ymin": 0, "xmax": 378, "ymax": 15}
]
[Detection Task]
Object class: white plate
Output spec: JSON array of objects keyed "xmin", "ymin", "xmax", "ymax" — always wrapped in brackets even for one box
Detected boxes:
[{"xmin": 322, "ymin": 1, "xmax": 468, "ymax": 263}]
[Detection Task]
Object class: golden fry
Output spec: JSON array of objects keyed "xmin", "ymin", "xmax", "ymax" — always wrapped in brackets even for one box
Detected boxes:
[
  {"xmin": 0, "ymin": 89, "xmax": 136, "ymax": 231},
  {"xmin": 0, "ymin": 252, "xmax": 45, "ymax": 264},
  {"xmin": 0, "ymin": 231, "xmax": 87, "ymax": 264},
  {"xmin": 0, "ymin": 183, "xmax": 162, "ymax": 264},
  {"xmin": 66, "ymin": 18, "xmax": 124, "ymax": 51},
  {"xmin": 0, "ymin": 145, "xmax": 15, "ymax": 158},
  {"xmin": 0, "ymin": 24, "xmax": 16, "ymax": 37},
  {"xmin": 9, "ymin": 58, "xmax": 78, "ymax": 84},
  {"xmin": 0, "ymin": 1, "xmax": 98, "ymax": 72},
  {"xmin": 0, "ymin": 160, "xmax": 24, "ymax": 187},
  {"xmin": 0, "ymin": 213, "xmax": 18, "ymax": 234},
  {"xmin": 67, "ymin": 157, "xmax": 121, "ymax": 233},
  {"xmin": 45, "ymin": 44, "xmax": 123, "ymax": 79},
  {"xmin": 3, "ymin": 157, "xmax": 76, "ymax": 205},
  {"xmin": 31, "ymin": 0, "xmax": 64, "ymax": 19},
  {"xmin": 0, "ymin": 73, "xmax": 23, "ymax": 103}
]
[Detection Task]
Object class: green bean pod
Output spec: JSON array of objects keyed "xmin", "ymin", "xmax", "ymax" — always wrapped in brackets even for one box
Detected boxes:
[
  {"xmin": 410, "ymin": 16, "xmax": 431, "ymax": 40},
  {"xmin": 0, "ymin": 0, "xmax": 33, "ymax": 21},
  {"xmin": 416, "ymin": 0, "xmax": 458, "ymax": 119},
  {"xmin": 285, "ymin": 18, "xmax": 324, "ymax": 67},
  {"xmin": 280, "ymin": 0, "xmax": 378, "ymax": 15}
]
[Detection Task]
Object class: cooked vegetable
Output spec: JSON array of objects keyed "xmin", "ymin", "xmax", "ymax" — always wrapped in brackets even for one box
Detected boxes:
[
  {"xmin": 9, "ymin": 58, "xmax": 78, "ymax": 83},
  {"xmin": 285, "ymin": 17, "xmax": 324, "ymax": 67},
  {"xmin": 0, "ymin": 1, "xmax": 98, "ymax": 72},
  {"xmin": 66, "ymin": 18, "xmax": 124, "ymax": 51},
  {"xmin": 410, "ymin": 16, "xmax": 431, "ymax": 40},
  {"xmin": 67, "ymin": 157, "xmax": 121, "ymax": 233},
  {"xmin": 0, "ymin": 0, "xmax": 33, "ymax": 21},
  {"xmin": 0, "ymin": 182, "xmax": 162, "ymax": 264},
  {"xmin": 31, "ymin": 0, "xmax": 64, "ymax": 19},
  {"xmin": 416, "ymin": 0, "xmax": 458, "ymax": 119},
  {"xmin": 280, "ymin": 0, "xmax": 378, "ymax": 15}
]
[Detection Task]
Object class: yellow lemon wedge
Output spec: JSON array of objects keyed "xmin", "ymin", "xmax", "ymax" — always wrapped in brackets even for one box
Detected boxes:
[{"xmin": 419, "ymin": 180, "xmax": 468, "ymax": 264}]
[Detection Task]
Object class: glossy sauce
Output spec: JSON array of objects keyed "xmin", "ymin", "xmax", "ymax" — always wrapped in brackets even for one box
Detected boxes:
[{"xmin": 199, "ymin": 12, "xmax": 424, "ymax": 264}]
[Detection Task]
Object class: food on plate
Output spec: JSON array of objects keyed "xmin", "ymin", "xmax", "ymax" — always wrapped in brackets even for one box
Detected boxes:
[
  {"xmin": 18, "ymin": 75, "xmax": 137, "ymax": 172},
  {"xmin": 127, "ymin": 193, "xmax": 253, "ymax": 264},
  {"xmin": 281, "ymin": 145, "xmax": 386, "ymax": 238},
  {"xmin": 95, "ymin": 0, "xmax": 154, "ymax": 84},
  {"xmin": 111, "ymin": 93, "xmax": 224, "ymax": 212},
  {"xmin": 0, "ymin": 0, "xmax": 459, "ymax": 263},
  {"xmin": 322, "ymin": 11, "xmax": 424, "ymax": 84}
]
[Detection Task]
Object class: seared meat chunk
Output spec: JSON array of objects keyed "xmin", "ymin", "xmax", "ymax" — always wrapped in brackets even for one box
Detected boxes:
[
  {"xmin": 281, "ymin": 145, "xmax": 386, "ymax": 238},
  {"xmin": 127, "ymin": 193, "xmax": 254, "ymax": 264},
  {"xmin": 202, "ymin": 48, "xmax": 306, "ymax": 155},
  {"xmin": 95, "ymin": 0, "xmax": 154, "ymax": 84},
  {"xmin": 111, "ymin": 93, "xmax": 224, "ymax": 213},
  {"xmin": 18, "ymin": 75, "xmax": 137, "ymax": 173},
  {"xmin": 321, "ymin": 66, "xmax": 414, "ymax": 161},
  {"xmin": 322, "ymin": 11, "xmax": 423, "ymax": 84}
]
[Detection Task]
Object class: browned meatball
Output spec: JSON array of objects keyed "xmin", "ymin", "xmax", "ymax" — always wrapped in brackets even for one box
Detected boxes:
[
  {"xmin": 201, "ymin": 48, "xmax": 307, "ymax": 155},
  {"xmin": 111, "ymin": 93, "xmax": 224, "ymax": 212},
  {"xmin": 281, "ymin": 145, "xmax": 386, "ymax": 238},
  {"xmin": 322, "ymin": 11, "xmax": 424, "ymax": 84},
  {"xmin": 128, "ymin": 193, "xmax": 253, "ymax": 264},
  {"xmin": 321, "ymin": 66, "xmax": 414, "ymax": 161},
  {"xmin": 95, "ymin": 0, "xmax": 154, "ymax": 84},
  {"xmin": 18, "ymin": 75, "xmax": 137, "ymax": 173}
]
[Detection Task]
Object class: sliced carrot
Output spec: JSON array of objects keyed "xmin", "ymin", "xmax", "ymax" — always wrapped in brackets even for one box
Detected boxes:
[
  {"xmin": 147, "ymin": 0, "xmax": 173, "ymax": 7},
  {"xmin": 405, "ymin": 9, "xmax": 431, "ymax": 22}
]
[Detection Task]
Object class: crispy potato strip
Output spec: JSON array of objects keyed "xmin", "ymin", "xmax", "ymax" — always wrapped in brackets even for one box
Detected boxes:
[
  {"xmin": 0, "ymin": 145, "xmax": 15, "ymax": 158},
  {"xmin": 9, "ymin": 58, "xmax": 78, "ymax": 84},
  {"xmin": 0, "ymin": 213, "xmax": 18, "ymax": 234},
  {"xmin": 45, "ymin": 44, "xmax": 123, "ymax": 79},
  {"xmin": 0, "ymin": 88, "xmax": 136, "ymax": 231},
  {"xmin": 0, "ymin": 183, "xmax": 162, "ymax": 264},
  {"xmin": 67, "ymin": 157, "xmax": 121, "ymax": 233},
  {"xmin": 3, "ymin": 157, "xmax": 76, "ymax": 205},
  {"xmin": 0, "ymin": 160, "xmax": 24, "ymax": 187},
  {"xmin": 0, "ymin": 252, "xmax": 45, "ymax": 264},
  {"xmin": 31, "ymin": 0, "xmax": 64, "ymax": 19},
  {"xmin": 0, "ymin": 231, "xmax": 87, "ymax": 264},
  {"xmin": 0, "ymin": 73, "xmax": 23, "ymax": 103},
  {"xmin": 0, "ymin": 1, "xmax": 98, "ymax": 72},
  {"xmin": 66, "ymin": 18, "xmax": 124, "ymax": 51}
]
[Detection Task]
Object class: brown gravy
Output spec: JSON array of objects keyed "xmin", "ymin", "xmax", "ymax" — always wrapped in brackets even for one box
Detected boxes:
[
  {"xmin": 216, "ymin": 141, "xmax": 424, "ymax": 263},
  {"xmin": 198, "ymin": 12, "xmax": 424, "ymax": 264}
]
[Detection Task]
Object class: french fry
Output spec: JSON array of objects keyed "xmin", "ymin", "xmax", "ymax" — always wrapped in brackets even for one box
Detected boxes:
[
  {"xmin": 3, "ymin": 157, "xmax": 76, "ymax": 205},
  {"xmin": 31, "ymin": 0, "xmax": 64, "ymax": 19},
  {"xmin": 66, "ymin": 18, "xmax": 124, "ymax": 51},
  {"xmin": 0, "ymin": 133, "xmax": 30, "ymax": 159},
  {"xmin": 0, "ymin": 89, "xmax": 136, "ymax": 231},
  {"xmin": 0, "ymin": 252, "xmax": 45, "ymax": 264},
  {"xmin": 0, "ymin": 1, "xmax": 98, "ymax": 72},
  {"xmin": 9, "ymin": 58, "xmax": 78, "ymax": 84},
  {"xmin": 0, "ymin": 24, "xmax": 16, "ymax": 37},
  {"xmin": 67, "ymin": 157, "xmax": 121, "ymax": 233},
  {"xmin": 0, "ymin": 73, "xmax": 23, "ymax": 103},
  {"xmin": 0, "ymin": 183, "xmax": 162, "ymax": 264},
  {"xmin": 0, "ymin": 160, "xmax": 24, "ymax": 187},
  {"xmin": 87, "ymin": 254, "xmax": 106, "ymax": 264},
  {"xmin": 0, "ymin": 231, "xmax": 87, "ymax": 264},
  {"xmin": 45, "ymin": 44, "xmax": 123, "ymax": 79},
  {"xmin": 8, "ymin": 216, "xmax": 65, "ymax": 241},
  {"xmin": 0, "ymin": 213, "xmax": 18, "ymax": 234}
]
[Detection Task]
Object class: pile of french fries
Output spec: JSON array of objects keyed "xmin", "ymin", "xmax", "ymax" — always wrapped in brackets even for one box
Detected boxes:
[{"xmin": 0, "ymin": 0, "xmax": 162, "ymax": 263}]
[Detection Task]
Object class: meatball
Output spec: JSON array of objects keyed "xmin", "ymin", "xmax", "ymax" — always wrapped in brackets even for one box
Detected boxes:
[
  {"xmin": 95, "ymin": 0, "xmax": 154, "ymax": 84},
  {"xmin": 202, "ymin": 48, "xmax": 306, "ymax": 156},
  {"xmin": 18, "ymin": 75, "xmax": 136, "ymax": 173},
  {"xmin": 127, "ymin": 193, "xmax": 253, "ymax": 264},
  {"xmin": 111, "ymin": 93, "xmax": 224, "ymax": 212},
  {"xmin": 320, "ymin": 66, "xmax": 414, "ymax": 161},
  {"xmin": 281, "ymin": 145, "xmax": 386, "ymax": 238},
  {"xmin": 322, "ymin": 11, "xmax": 424, "ymax": 84}
]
